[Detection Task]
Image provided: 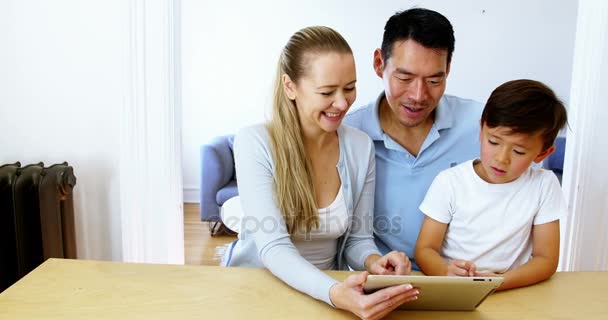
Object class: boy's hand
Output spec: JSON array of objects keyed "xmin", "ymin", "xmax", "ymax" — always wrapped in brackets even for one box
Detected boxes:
[
  {"xmin": 474, "ymin": 271, "xmax": 499, "ymax": 277},
  {"xmin": 447, "ymin": 259, "xmax": 476, "ymax": 276}
]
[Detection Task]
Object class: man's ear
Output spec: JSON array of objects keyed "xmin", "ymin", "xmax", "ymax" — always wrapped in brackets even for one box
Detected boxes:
[
  {"xmin": 282, "ymin": 74, "xmax": 296, "ymax": 100},
  {"xmin": 446, "ymin": 62, "xmax": 451, "ymax": 76},
  {"xmin": 534, "ymin": 145, "xmax": 556, "ymax": 163},
  {"xmin": 373, "ymin": 48, "xmax": 385, "ymax": 78}
]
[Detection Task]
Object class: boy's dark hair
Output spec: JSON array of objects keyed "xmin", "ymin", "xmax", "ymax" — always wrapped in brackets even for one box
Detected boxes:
[
  {"xmin": 381, "ymin": 8, "xmax": 455, "ymax": 65},
  {"xmin": 481, "ymin": 79, "xmax": 568, "ymax": 151}
]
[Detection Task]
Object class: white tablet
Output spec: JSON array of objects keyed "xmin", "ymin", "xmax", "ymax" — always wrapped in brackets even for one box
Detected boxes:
[{"xmin": 363, "ymin": 275, "xmax": 503, "ymax": 311}]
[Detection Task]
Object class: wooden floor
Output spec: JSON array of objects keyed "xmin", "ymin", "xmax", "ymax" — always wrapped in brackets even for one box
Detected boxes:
[{"xmin": 184, "ymin": 203, "xmax": 236, "ymax": 265}]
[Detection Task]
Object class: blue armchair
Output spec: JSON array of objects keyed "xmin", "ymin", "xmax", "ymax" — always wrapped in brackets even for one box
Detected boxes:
[
  {"xmin": 200, "ymin": 135, "xmax": 238, "ymax": 235},
  {"xmin": 543, "ymin": 136, "xmax": 566, "ymax": 183}
]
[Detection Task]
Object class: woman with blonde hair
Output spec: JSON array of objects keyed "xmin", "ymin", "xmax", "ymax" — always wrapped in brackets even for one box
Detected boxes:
[{"xmin": 223, "ymin": 26, "xmax": 417, "ymax": 319}]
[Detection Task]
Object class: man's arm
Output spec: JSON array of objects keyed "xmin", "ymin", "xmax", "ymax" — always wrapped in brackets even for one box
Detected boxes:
[{"xmin": 477, "ymin": 220, "xmax": 560, "ymax": 290}]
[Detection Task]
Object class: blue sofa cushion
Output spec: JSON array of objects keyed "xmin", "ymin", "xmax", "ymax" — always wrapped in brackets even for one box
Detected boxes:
[
  {"xmin": 216, "ymin": 180, "xmax": 238, "ymax": 206},
  {"xmin": 200, "ymin": 134, "xmax": 237, "ymax": 221}
]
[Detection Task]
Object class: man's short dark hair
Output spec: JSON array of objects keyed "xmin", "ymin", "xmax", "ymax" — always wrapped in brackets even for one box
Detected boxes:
[
  {"xmin": 481, "ymin": 79, "xmax": 568, "ymax": 151},
  {"xmin": 381, "ymin": 8, "xmax": 455, "ymax": 64}
]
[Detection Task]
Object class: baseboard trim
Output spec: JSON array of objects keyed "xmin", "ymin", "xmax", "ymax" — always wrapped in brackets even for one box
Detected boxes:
[{"xmin": 183, "ymin": 187, "xmax": 200, "ymax": 203}]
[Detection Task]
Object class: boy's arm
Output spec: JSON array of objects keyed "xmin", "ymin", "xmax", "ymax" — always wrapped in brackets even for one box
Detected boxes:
[
  {"xmin": 415, "ymin": 216, "xmax": 477, "ymax": 276},
  {"xmin": 415, "ymin": 216, "xmax": 451, "ymax": 275},
  {"xmin": 477, "ymin": 220, "xmax": 560, "ymax": 290}
]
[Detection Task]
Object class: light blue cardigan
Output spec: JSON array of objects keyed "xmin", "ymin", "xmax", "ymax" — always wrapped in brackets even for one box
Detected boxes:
[{"xmin": 223, "ymin": 124, "xmax": 381, "ymax": 305}]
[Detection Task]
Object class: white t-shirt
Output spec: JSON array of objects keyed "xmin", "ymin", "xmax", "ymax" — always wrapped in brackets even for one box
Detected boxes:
[
  {"xmin": 292, "ymin": 186, "xmax": 349, "ymax": 270},
  {"xmin": 419, "ymin": 159, "xmax": 567, "ymax": 273}
]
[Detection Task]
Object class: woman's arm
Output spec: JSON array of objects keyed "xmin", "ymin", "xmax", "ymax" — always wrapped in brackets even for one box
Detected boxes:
[
  {"xmin": 341, "ymin": 138, "xmax": 382, "ymax": 269},
  {"xmin": 342, "ymin": 136, "xmax": 411, "ymax": 275},
  {"xmin": 330, "ymin": 272, "xmax": 418, "ymax": 320},
  {"xmin": 235, "ymin": 126, "xmax": 419, "ymax": 318},
  {"xmin": 234, "ymin": 127, "xmax": 338, "ymax": 303}
]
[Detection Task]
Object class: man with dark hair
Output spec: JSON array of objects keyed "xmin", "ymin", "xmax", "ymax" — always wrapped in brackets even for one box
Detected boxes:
[{"xmin": 344, "ymin": 8, "xmax": 482, "ymax": 270}]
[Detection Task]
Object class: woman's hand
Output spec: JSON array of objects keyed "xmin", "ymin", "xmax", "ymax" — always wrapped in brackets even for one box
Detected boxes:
[
  {"xmin": 365, "ymin": 251, "xmax": 412, "ymax": 275},
  {"xmin": 329, "ymin": 272, "xmax": 418, "ymax": 320}
]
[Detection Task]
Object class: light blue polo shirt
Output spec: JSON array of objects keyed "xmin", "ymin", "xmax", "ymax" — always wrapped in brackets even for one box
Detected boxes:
[{"xmin": 343, "ymin": 92, "xmax": 483, "ymax": 270}]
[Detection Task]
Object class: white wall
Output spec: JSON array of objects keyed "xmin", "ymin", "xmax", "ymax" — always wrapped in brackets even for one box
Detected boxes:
[
  {"xmin": 181, "ymin": 0, "xmax": 579, "ymax": 202},
  {"xmin": 0, "ymin": 0, "xmax": 127, "ymax": 261},
  {"xmin": 1, "ymin": 0, "xmax": 184, "ymax": 264}
]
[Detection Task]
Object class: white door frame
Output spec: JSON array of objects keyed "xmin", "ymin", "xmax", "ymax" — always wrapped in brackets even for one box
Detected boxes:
[
  {"xmin": 120, "ymin": 0, "xmax": 184, "ymax": 264},
  {"xmin": 559, "ymin": 0, "xmax": 608, "ymax": 271}
]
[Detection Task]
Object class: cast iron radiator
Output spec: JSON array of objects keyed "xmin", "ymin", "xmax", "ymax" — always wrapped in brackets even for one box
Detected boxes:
[{"xmin": 0, "ymin": 162, "xmax": 77, "ymax": 292}]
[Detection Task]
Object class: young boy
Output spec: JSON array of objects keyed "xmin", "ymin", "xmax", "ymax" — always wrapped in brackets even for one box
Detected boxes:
[{"xmin": 414, "ymin": 79, "xmax": 568, "ymax": 290}]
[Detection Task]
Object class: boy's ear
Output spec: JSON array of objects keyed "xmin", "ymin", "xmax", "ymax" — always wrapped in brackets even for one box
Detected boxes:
[
  {"xmin": 534, "ymin": 145, "xmax": 556, "ymax": 163},
  {"xmin": 282, "ymin": 74, "xmax": 297, "ymax": 100}
]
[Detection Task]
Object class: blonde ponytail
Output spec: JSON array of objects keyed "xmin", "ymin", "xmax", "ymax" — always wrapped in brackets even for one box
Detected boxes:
[{"xmin": 267, "ymin": 26, "xmax": 352, "ymax": 233}]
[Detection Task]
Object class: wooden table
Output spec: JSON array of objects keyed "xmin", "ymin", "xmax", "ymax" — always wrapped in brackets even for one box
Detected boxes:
[{"xmin": 0, "ymin": 258, "xmax": 606, "ymax": 319}]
